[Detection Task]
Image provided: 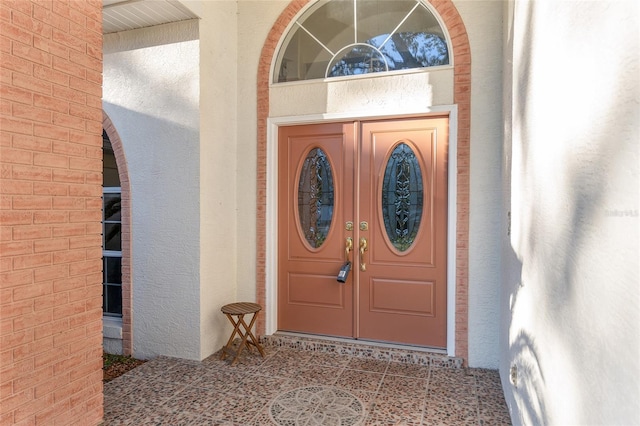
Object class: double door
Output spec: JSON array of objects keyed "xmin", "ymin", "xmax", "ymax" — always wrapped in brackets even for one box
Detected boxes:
[{"xmin": 277, "ymin": 117, "xmax": 448, "ymax": 348}]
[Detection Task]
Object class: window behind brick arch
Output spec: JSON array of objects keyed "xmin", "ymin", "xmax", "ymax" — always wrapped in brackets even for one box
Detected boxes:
[
  {"xmin": 103, "ymin": 130, "xmax": 122, "ymax": 317},
  {"xmin": 274, "ymin": 0, "xmax": 451, "ymax": 83},
  {"xmin": 102, "ymin": 114, "xmax": 133, "ymax": 355}
]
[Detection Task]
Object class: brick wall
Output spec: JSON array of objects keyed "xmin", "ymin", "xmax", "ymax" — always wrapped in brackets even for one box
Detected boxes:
[{"xmin": 0, "ymin": 1, "xmax": 103, "ymax": 424}]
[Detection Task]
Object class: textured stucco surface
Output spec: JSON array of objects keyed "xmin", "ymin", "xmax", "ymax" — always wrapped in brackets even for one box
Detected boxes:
[
  {"xmin": 198, "ymin": 1, "xmax": 240, "ymax": 360},
  {"xmin": 456, "ymin": 0, "xmax": 503, "ymax": 369},
  {"xmin": 269, "ymin": 70, "xmax": 454, "ymax": 118},
  {"xmin": 501, "ymin": 1, "xmax": 639, "ymax": 424},
  {"xmin": 103, "ymin": 22, "xmax": 201, "ymax": 360},
  {"xmin": 236, "ymin": 1, "xmax": 276, "ymax": 306}
]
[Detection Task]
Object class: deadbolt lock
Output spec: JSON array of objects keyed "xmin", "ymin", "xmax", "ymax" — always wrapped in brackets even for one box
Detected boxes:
[
  {"xmin": 359, "ymin": 221, "xmax": 368, "ymax": 231},
  {"xmin": 345, "ymin": 221, "xmax": 354, "ymax": 231}
]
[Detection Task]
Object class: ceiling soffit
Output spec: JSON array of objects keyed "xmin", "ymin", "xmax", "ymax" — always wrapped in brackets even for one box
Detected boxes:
[{"xmin": 103, "ymin": 0, "xmax": 199, "ymax": 34}]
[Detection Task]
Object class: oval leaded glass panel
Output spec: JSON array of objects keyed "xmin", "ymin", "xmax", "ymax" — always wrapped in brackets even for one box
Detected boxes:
[
  {"xmin": 382, "ymin": 143, "xmax": 423, "ymax": 252},
  {"xmin": 298, "ymin": 148, "xmax": 334, "ymax": 248}
]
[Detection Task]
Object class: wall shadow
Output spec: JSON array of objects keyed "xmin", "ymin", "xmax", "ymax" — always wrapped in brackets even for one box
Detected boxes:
[{"xmin": 503, "ymin": 1, "xmax": 640, "ymax": 424}]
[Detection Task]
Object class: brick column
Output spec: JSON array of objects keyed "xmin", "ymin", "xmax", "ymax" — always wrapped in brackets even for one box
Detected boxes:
[{"xmin": 0, "ymin": 1, "xmax": 104, "ymax": 424}]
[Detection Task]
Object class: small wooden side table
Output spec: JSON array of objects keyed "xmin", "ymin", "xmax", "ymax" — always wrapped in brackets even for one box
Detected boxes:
[{"xmin": 220, "ymin": 302, "xmax": 265, "ymax": 365}]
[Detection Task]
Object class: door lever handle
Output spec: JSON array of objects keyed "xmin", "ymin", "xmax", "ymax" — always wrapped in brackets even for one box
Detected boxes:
[
  {"xmin": 345, "ymin": 237, "xmax": 353, "ymax": 261},
  {"xmin": 359, "ymin": 237, "xmax": 368, "ymax": 271}
]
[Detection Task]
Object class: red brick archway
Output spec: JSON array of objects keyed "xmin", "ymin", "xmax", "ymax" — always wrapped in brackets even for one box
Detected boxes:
[
  {"xmin": 255, "ymin": 0, "xmax": 471, "ymax": 361},
  {"xmin": 102, "ymin": 112, "xmax": 132, "ymax": 356}
]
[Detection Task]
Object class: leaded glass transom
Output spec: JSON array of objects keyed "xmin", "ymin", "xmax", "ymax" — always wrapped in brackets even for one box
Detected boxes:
[
  {"xmin": 298, "ymin": 148, "xmax": 334, "ymax": 248},
  {"xmin": 275, "ymin": 0, "xmax": 450, "ymax": 83},
  {"xmin": 382, "ymin": 142, "xmax": 423, "ymax": 252}
]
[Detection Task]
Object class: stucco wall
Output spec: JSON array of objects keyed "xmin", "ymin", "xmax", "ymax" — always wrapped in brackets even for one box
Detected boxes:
[
  {"xmin": 501, "ymin": 1, "xmax": 639, "ymax": 424},
  {"xmin": 103, "ymin": 21, "xmax": 202, "ymax": 360},
  {"xmin": 236, "ymin": 1, "xmax": 283, "ymax": 305},
  {"xmin": 198, "ymin": 1, "xmax": 240, "ymax": 360},
  {"xmin": 269, "ymin": 70, "xmax": 454, "ymax": 117},
  {"xmin": 455, "ymin": 0, "xmax": 503, "ymax": 369}
]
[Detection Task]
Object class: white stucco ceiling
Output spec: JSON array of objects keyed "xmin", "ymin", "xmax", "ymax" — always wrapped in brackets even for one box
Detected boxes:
[{"xmin": 102, "ymin": 0, "xmax": 199, "ymax": 34}]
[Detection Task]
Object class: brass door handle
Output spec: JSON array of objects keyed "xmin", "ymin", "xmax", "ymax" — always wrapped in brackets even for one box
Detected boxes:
[
  {"xmin": 345, "ymin": 237, "xmax": 353, "ymax": 261},
  {"xmin": 359, "ymin": 237, "xmax": 368, "ymax": 271}
]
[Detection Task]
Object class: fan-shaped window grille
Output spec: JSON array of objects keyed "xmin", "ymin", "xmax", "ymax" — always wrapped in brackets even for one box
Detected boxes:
[{"xmin": 275, "ymin": 0, "xmax": 450, "ymax": 83}]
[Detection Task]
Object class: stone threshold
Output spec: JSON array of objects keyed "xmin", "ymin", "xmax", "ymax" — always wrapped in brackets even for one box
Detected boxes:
[{"xmin": 261, "ymin": 333, "xmax": 463, "ymax": 369}]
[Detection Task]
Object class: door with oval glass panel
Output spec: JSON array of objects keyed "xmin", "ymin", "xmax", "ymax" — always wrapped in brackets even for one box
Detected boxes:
[{"xmin": 278, "ymin": 117, "xmax": 448, "ymax": 348}]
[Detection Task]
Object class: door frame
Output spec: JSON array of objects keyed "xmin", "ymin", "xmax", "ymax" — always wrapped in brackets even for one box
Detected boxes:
[{"xmin": 265, "ymin": 106, "xmax": 458, "ymax": 357}]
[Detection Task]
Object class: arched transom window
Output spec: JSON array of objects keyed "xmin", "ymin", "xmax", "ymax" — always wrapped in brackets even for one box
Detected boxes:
[{"xmin": 275, "ymin": 0, "xmax": 450, "ymax": 83}]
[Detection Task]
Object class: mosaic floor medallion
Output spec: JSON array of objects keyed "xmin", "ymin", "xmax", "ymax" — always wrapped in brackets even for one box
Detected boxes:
[{"xmin": 269, "ymin": 386, "xmax": 365, "ymax": 426}]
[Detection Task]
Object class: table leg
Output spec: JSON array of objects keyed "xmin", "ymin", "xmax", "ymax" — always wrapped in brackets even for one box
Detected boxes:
[
  {"xmin": 220, "ymin": 309, "xmax": 265, "ymax": 365},
  {"xmin": 239, "ymin": 313, "xmax": 265, "ymax": 357},
  {"xmin": 220, "ymin": 313, "xmax": 243, "ymax": 361}
]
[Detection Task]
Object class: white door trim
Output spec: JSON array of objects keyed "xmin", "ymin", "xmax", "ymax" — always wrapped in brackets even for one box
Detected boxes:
[{"xmin": 265, "ymin": 106, "xmax": 458, "ymax": 357}]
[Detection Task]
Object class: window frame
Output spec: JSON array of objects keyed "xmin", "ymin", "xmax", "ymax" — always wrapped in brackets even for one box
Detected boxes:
[
  {"xmin": 272, "ymin": 0, "xmax": 453, "ymax": 84},
  {"xmin": 103, "ymin": 186, "xmax": 123, "ymax": 318}
]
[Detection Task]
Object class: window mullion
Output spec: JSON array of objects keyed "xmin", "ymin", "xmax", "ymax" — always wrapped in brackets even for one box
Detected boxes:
[
  {"xmin": 295, "ymin": 22, "xmax": 334, "ymax": 56},
  {"xmin": 353, "ymin": 0, "xmax": 357, "ymax": 44},
  {"xmin": 380, "ymin": 2, "xmax": 422, "ymax": 49}
]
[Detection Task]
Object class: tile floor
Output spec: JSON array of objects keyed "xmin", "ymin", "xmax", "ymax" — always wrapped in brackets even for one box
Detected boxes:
[{"xmin": 103, "ymin": 338, "xmax": 511, "ymax": 425}]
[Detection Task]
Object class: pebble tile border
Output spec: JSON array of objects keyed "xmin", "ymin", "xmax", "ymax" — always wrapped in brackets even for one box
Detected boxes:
[{"xmin": 261, "ymin": 334, "xmax": 463, "ymax": 369}]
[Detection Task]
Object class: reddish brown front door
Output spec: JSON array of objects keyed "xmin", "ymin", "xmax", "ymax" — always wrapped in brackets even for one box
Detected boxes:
[{"xmin": 278, "ymin": 117, "xmax": 448, "ymax": 348}]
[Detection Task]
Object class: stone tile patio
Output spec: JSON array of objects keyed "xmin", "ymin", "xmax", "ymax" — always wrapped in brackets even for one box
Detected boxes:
[{"xmin": 102, "ymin": 336, "xmax": 511, "ymax": 425}]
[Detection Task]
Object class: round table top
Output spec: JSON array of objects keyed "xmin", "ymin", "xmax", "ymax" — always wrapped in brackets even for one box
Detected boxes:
[{"xmin": 221, "ymin": 302, "xmax": 262, "ymax": 315}]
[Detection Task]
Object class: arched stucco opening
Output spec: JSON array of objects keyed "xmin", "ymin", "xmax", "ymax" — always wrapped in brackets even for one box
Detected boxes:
[
  {"xmin": 102, "ymin": 112, "xmax": 133, "ymax": 356},
  {"xmin": 255, "ymin": 0, "xmax": 471, "ymax": 361}
]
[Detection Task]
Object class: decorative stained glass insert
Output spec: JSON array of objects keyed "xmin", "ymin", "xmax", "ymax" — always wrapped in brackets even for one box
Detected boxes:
[
  {"xmin": 298, "ymin": 148, "xmax": 334, "ymax": 248},
  {"xmin": 382, "ymin": 143, "xmax": 423, "ymax": 252},
  {"xmin": 275, "ymin": 0, "xmax": 450, "ymax": 83}
]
